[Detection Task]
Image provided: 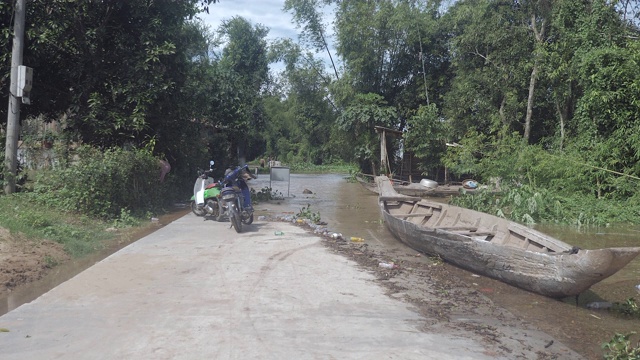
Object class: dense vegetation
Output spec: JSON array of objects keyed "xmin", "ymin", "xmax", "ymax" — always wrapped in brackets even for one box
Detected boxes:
[{"xmin": 1, "ymin": 0, "xmax": 639, "ymax": 225}]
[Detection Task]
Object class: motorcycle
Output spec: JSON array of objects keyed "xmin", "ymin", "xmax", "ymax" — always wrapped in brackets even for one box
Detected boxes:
[
  {"xmin": 191, "ymin": 160, "xmax": 223, "ymax": 220},
  {"xmin": 220, "ymin": 164, "xmax": 256, "ymax": 233}
]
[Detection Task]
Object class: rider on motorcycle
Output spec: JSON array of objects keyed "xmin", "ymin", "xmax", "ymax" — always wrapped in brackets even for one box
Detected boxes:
[{"xmin": 223, "ymin": 164, "xmax": 257, "ymax": 212}]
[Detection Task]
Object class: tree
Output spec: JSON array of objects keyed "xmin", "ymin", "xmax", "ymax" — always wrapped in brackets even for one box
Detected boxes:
[
  {"xmin": 337, "ymin": 93, "xmax": 397, "ymax": 174},
  {"xmin": 284, "ymin": 0, "xmax": 340, "ymax": 80},
  {"xmin": 443, "ymin": 0, "xmax": 532, "ymax": 140},
  {"xmin": 334, "ymin": 0, "xmax": 443, "ymax": 111},
  {"xmin": 404, "ymin": 103, "xmax": 448, "ymax": 176},
  {"xmin": 265, "ymin": 39, "xmax": 341, "ymax": 164},
  {"xmin": 216, "ymin": 16, "xmax": 270, "ymax": 163},
  {"xmin": 1, "ymin": 0, "xmax": 218, "ymax": 147}
]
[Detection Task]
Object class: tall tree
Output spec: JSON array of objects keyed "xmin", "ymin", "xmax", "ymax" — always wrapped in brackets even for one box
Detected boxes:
[
  {"xmin": 443, "ymin": 0, "xmax": 531, "ymax": 139},
  {"xmin": 1, "ymin": 0, "xmax": 218, "ymax": 147},
  {"xmin": 337, "ymin": 93, "xmax": 397, "ymax": 174},
  {"xmin": 521, "ymin": 0, "xmax": 552, "ymax": 144},
  {"xmin": 217, "ymin": 16, "xmax": 270, "ymax": 163},
  {"xmin": 266, "ymin": 39, "xmax": 341, "ymax": 164},
  {"xmin": 284, "ymin": 0, "xmax": 340, "ymax": 80}
]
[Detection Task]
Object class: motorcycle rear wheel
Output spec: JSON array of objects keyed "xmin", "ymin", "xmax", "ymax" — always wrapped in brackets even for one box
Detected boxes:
[{"xmin": 230, "ymin": 205, "xmax": 242, "ymax": 233}]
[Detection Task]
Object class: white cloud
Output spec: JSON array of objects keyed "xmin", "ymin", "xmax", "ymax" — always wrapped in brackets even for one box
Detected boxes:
[
  {"xmin": 201, "ymin": 0, "xmax": 299, "ymax": 42},
  {"xmin": 199, "ymin": 0, "xmax": 339, "ymax": 74}
]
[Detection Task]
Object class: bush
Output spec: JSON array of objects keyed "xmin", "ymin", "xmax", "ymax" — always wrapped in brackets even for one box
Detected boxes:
[
  {"xmin": 450, "ymin": 184, "xmax": 640, "ymax": 227},
  {"xmin": 602, "ymin": 332, "xmax": 640, "ymax": 360},
  {"xmin": 34, "ymin": 146, "xmax": 171, "ymax": 219}
]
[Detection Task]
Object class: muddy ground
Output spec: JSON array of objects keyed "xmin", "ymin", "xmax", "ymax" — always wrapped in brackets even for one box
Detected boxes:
[{"xmin": 0, "ymin": 227, "xmax": 70, "ymax": 294}]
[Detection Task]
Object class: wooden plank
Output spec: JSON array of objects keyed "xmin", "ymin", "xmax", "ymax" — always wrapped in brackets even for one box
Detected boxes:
[
  {"xmin": 379, "ymin": 195, "xmax": 421, "ymax": 202},
  {"xmin": 456, "ymin": 231, "xmax": 496, "ymax": 237},
  {"xmin": 438, "ymin": 226, "xmax": 478, "ymax": 231},
  {"xmin": 395, "ymin": 213, "xmax": 432, "ymax": 218}
]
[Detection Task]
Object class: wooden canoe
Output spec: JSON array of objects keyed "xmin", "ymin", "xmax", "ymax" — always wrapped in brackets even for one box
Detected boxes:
[
  {"xmin": 356, "ymin": 174, "xmax": 474, "ymax": 197},
  {"xmin": 376, "ymin": 176, "xmax": 640, "ymax": 298}
]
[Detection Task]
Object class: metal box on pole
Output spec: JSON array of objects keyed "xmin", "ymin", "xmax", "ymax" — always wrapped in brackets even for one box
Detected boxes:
[{"xmin": 17, "ymin": 65, "xmax": 32, "ymax": 104}]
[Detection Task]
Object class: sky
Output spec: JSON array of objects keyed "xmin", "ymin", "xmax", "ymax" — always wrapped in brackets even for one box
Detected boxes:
[
  {"xmin": 202, "ymin": 0, "xmax": 300, "ymax": 42},
  {"xmin": 199, "ymin": 0, "xmax": 336, "ymax": 73}
]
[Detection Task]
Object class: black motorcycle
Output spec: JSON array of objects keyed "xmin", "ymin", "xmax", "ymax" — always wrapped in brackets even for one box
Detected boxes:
[{"xmin": 220, "ymin": 164, "xmax": 256, "ymax": 233}]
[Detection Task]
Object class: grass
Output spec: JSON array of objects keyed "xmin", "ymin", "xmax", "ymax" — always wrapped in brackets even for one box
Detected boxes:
[
  {"xmin": 0, "ymin": 192, "xmax": 121, "ymax": 257},
  {"xmin": 247, "ymin": 161, "xmax": 357, "ymax": 174}
]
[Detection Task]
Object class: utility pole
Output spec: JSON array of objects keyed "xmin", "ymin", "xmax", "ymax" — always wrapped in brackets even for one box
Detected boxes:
[{"xmin": 4, "ymin": 0, "xmax": 26, "ymax": 195}]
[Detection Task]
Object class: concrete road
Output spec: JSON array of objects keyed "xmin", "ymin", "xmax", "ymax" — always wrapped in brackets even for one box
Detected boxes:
[{"xmin": 0, "ymin": 214, "xmax": 577, "ymax": 359}]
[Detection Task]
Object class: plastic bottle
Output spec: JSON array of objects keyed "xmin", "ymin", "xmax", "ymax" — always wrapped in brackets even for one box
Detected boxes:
[
  {"xmin": 350, "ymin": 236, "xmax": 364, "ymax": 242},
  {"xmin": 274, "ymin": 231, "xmax": 284, "ymax": 236},
  {"xmin": 378, "ymin": 262, "xmax": 395, "ymax": 269},
  {"xmin": 586, "ymin": 301, "xmax": 612, "ymax": 309}
]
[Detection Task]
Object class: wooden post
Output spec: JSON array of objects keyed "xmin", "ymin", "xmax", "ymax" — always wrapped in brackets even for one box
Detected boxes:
[
  {"xmin": 4, "ymin": 0, "xmax": 26, "ymax": 195},
  {"xmin": 380, "ymin": 129, "xmax": 387, "ymax": 175}
]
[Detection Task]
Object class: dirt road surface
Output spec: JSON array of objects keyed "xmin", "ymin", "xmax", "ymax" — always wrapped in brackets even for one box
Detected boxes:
[{"xmin": 0, "ymin": 213, "xmax": 582, "ymax": 359}]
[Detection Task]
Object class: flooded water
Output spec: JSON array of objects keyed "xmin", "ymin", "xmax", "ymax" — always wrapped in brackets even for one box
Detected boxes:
[
  {"xmin": 255, "ymin": 173, "xmax": 640, "ymax": 359},
  {"xmin": 3, "ymin": 172, "xmax": 638, "ymax": 359},
  {"xmin": 262, "ymin": 173, "xmax": 640, "ymax": 285}
]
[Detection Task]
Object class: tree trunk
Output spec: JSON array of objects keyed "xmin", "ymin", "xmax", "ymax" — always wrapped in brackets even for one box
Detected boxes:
[
  {"xmin": 523, "ymin": 63, "xmax": 537, "ymax": 144},
  {"xmin": 499, "ymin": 95, "xmax": 507, "ymax": 126},
  {"xmin": 523, "ymin": 13, "xmax": 547, "ymax": 144},
  {"xmin": 555, "ymin": 101, "xmax": 566, "ymax": 150}
]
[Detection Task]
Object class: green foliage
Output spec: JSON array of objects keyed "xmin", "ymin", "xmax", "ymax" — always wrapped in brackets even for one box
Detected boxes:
[
  {"xmin": 296, "ymin": 204, "xmax": 321, "ymax": 224},
  {"xmin": 451, "ymin": 182, "xmax": 640, "ymax": 227},
  {"xmin": 33, "ymin": 146, "xmax": 170, "ymax": 219},
  {"xmin": 287, "ymin": 162, "xmax": 357, "ymax": 174},
  {"xmin": 112, "ymin": 208, "xmax": 142, "ymax": 229},
  {"xmin": 602, "ymin": 332, "xmax": 640, "ymax": 360},
  {"xmin": 443, "ymin": 131, "xmax": 523, "ymax": 182},
  {"xmin": 442, "ymin": 0, "xmax": 532, "ymax": 139},
  {"xmin": 611, "ymin": 298, "xmax": 640, "ymax": 318},
  {"xmin": 337, "ymin": 93, "xmax": 398, "ymax": 173},
  {"xmin": 2, "ymin": 1, "xmax": 215, "ymax": 145},
  {"xmin": 444, "ymin": 130, "xmax": 640, "ymax": 226},
  {"xmin": 250, "ymin": 187, "xmax": 284, "ymax": 203},
  {"xmin": 0, "ymin": 192, "xmax": 115, "ymax": 257},
  {"xmin": 404, "ymin": 103, "xmax": 449, "ymax": 173},
  {"xmin": 262, "ymin": 39, "xmax": 339, "ymax": 165}
]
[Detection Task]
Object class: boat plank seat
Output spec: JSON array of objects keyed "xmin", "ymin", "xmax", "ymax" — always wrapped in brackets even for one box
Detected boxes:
[
  {"xmin": 507, "ymin": 224, "xmax": 568, "ymax": 252},
  {"xmin": 455, "ymin": 231, "xmax": 496, "ymax": 237},
  {"xmin": 438, "ymin": 226, "xmax": 478, "ymax": 231},
  {"xmin": 396, "ymin": 213, "xmax": 433, "ymax": 218},
  {"xmin": 379, "ymin": 195, "xmax": 421, "ymax": 202}
]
